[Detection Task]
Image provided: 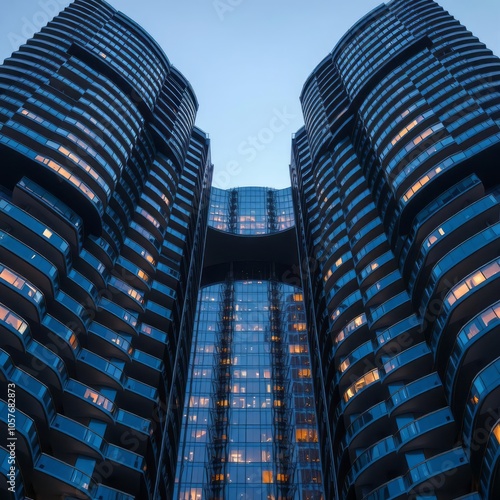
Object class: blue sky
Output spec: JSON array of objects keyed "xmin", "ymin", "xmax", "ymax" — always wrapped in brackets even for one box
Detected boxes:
[{"xmin": 1, "ymin": 0, "xmax": 499, "ymax": 188}]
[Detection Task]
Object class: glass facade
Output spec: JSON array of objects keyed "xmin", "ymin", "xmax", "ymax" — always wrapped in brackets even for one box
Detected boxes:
[
  {"xmin": 209, "ymin": 187, "xmax": 295, "ymax": 235},
  {"xmin": 175, "ymin": 280, "xmax": 323, "ymax": 500}
]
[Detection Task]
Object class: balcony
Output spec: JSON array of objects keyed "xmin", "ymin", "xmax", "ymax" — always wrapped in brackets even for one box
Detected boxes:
[
  {"xmin": 0, "ymin": 199, "xmax": 71, "ymax": 274},
  {"xmin": 342, "ymin": 436, "xmax": 398, "ymax": 500},
  {"xmin": 344, "ymin": 400, "xmax": 389, "ymax": 452},
  {"xmin": 394, "ymin": 407, "xmax": 455, "ymax": 454},
  {"xmin": 87, "ymin": 322, "xmax": 133, "ymax": 362},
  {"xmin": 431, "ymin": 257, "xmax": 500, "ymax": 369},
  {"xmin": 368, "ymin": 291, "xmax": 412, "ymax": 330},
  {"xmin": 13, "ymin": 176, "xmax": 84, "ymax": 257},
  {"xmin": 130, "ymin": 349, "xmax": 164, "ymax": 388},
  {"xmin": 76, "ymin": 349, "xmax": 125, "ymax": 390},
  {"xmin": 0, "ymin": 400, "xmax": 40, "ymax": 478},
  {"xmin": 0, "ymin": 263, "xmax": 45, "ymax": 323},
  {"xmin": 404, "ymin": 447, "xmax": 471, "ymax": 498},
  {"xmin": 375, "ymin": 314, "xmax": 422, "ymax": 356},
  {"xmin": 463, "ymin": 358, "xmax": 500, "ymax": 470},
  {"xmin": 96, "ymin": 297, "xmax": 138, "ymax": 337},
  {"xmin": 445, "ymin": 299, "xmax": 500, "ymax": 414},
  {"xmin": 74, "ymin": 248, "xmax": 108, "ymax": 289},
  {"xmin": 388, "ymin": 372, "xmax": 445, "ymax": 416},
  {"xmin": 104, "ymin": 443, "xmax": 149, "ymax": 497},
  {"xmin": 143, "ymin": 300, "xmax": 173, "ymax": 331},
  {"xmin": 341, "ymin": 368, "xmax": 383, "ymax": 418},
  {"xmin": 397, "ymin": 174, "xmax": 484, "ymax": 275},
  {"xmin": 381, "ymin": 342, "xmax": 433, "ymax": 384},
  {"xmin": 479, "ymin": 420, "xmax": 500, "ymax": 499},
  {"xmin": 0, "ymin": 230, "xmax": 59, "ymax": 300},
  {"xmin": 108, "ymin": 276, "xmax": 145, "ymax": 313},
  {"xmin": 363, "ymin": 476, "xmax": 406, "ymax": 500},
  {"xmin": 40, "ymin": 314, "xmax": 80, "ymax": 368},
  {"xmin": 113, "ymin": 256, "xmax": 151, "ymax": 292},
  {"xmin": 50, "ymin": 414, "xmax": 105, "ymax": 460},
  {"xmin": 53, "ymin": 289, "xmax": 90, "ymax": 336},
  {"xmin": 63, "ymin": 379, "xmax": 115, "ymax": 424},
  {"xmin": 337, "ymin": 340, "xmax": 374, "ymax": 392},
  {"xmin": 136, "ymin": 322, "xmax": 170, "ymax": 358},
  {"xmin": 419, "ymin": 222, "xmax": 500, "ymax": 322},
  {"xmin": 33, "ymin": 453, "xmax": 95, "ymax": 499},
  {"xmin": 64, "ymin": 268, "xmax": 98, "ymax": 311},
  {"xmin": 120, "ymin": 377, "xmax": 158, "ymax": 418},
  {"xmin": 112, "ymin": 409, "xmax": 152, "ymax": 456}
]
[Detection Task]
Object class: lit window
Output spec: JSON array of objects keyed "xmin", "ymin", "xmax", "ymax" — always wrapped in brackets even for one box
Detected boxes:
[
  {"xmin": 493, "ymin": 424, "xmax": 500, "ymax": 444},
  {"xmin": 43, "ymin": 228, "xmax": 53, "ymax": 238},
  {"xmin": 262, "ymin": 471, "xmax": 273, "ymax": 483}
]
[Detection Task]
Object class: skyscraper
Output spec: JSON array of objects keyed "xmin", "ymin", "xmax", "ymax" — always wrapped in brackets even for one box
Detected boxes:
[
  {"xmin": 1, "ymin": 0, "xmax": 500, "ymax": 499},
  {"xmin": 0, "ymin": 0, "xmax": 212, "ymax": 498},
  {"xmin": 291, "ymin": 0, "xmax": 500, "ymax": 498}
]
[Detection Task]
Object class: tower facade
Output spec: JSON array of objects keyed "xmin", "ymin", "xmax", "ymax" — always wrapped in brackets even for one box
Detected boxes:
[
  {"xmin": 175, "ymin": 187, "xmax": 324, "ymax": 500},
  {"xmin": 0, "ymin": 0, "xmax": 212, "ymax": 498},
  {"xmin": 291, "ymin": 0, "xmax": 500, "ymax": 498}
]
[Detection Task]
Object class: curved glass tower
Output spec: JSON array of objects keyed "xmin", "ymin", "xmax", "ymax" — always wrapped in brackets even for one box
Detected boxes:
[
  {"xmin": 292, "ymin": 0, "xmax": 500, "ymax": 498},
  {"xmin": 0, "ymin": 0, "xmax": 211, "ymax": 498}
]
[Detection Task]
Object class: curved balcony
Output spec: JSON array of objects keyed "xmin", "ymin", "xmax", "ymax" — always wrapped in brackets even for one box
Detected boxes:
[
  {"xmin": 33, "ymin": 453, "xmax": 96, "ymax": 499},
  {"xmin": 341, "ymin": 368, "xmax": 383, "ymax": 418},
  {"xmin": 107, "ymin": 276, "xmax": 145, "ymax": 313},
  {"xmin": 0, "ymin": 400, "xmax": 40, "ymax": 481},
  {"xmin": 337, "ymin": 340, "xmax": 375, "ymax": 393},
  {"xmin": 130, "ymin": 349, "xmax": 164, "ymax": 388},
  {"xmin": 40, "ymin": 314, "xmax": 80, "ymax": 369},
  {"xmin": 463, "ymin": 358, "xmax": 500, "ymax": 471},
  {"xmin": 137, "ymin": 322, "xmax": 170, "ymax": 359},
  {"xmin": 363, "ymin": 476, "xmax": 406, "ymax": 500},
  {"xmin": 363, "ymin": 270, "xmax": 406, "ymax": 308},
  {"xmin": 0, "ymin": 199, "xmax": 70, "ymax": 274},
  {"xmin": 53, "ymin": 289, "xmax": 90, "ymax": 337},
  {"xmin": 63, "ymin": 379, "xmax": 115, "ymax": 424},
  {"xmin": 388, "ymin": 372, "xmax": 445, "ymax": 417},
  {"xmin": 122, "ymin": 237, "xmax": 156, "ymax": 274},
  {"xmin": 397, "ymin": 173, "xmax": 485, "ymax": 276},
  {"xmin": 50, "ymin": 414, "xmax": 105, "ymax": 460},
  {"xmin": 112, "ymin": 409, "xmax": 152, "ymax": 456},
  {"xmin": 344, "ymin": 400, "xmax": 389, "ymax": 453},
  {"xmin": 74, "ymin": 249, "xmax": 108, "ymax": 290},
  {"xmin": 358, "ymin": 251, "xmax": 396, "ymax": 290},
  {"xmin": 479, "ymin": 420, "xmax": 500, "ymax": 500},
  {"xmin": 419, "ymin": 222, "xmax": 500, "ymax": 321},
  {"xmin": 87, "ymin": 322, "xmax": 133, "ymax": 363},
  {"xmin": 394, "ymin": 407, "xmax": 455, "ymax": 454},
  {"xmin": 342, "ymin": 436, "xmax": 398, "ymax": 500},
  {"xmin": 368, "ymin": 291, "xmax": 412, "ymax": 330},
  {"xmin": 76, "ymin": 349, "xmax": 125, "ymax": 390},
  {"xmin": 431, "ymin": 258, "xmax": 500, "ymax": 368},
  {"xmin": 85, "ymin": 235, "xmax": 116, "ymax": 270},
  {"xmin": 404, "ymin": 447, "xmax": 471, "ymax": 498},
  {"xmin": 408, "ymin": 195, "xmax": 498, "ymax": 302},
  {"xmin": 64, "ymin": 268, "xmax": 98, "ymax": 311},
  {"xmin": 95, "ymin": 297, "xmax": 138, "ymax": 337},
  {"xmin": 0, "ymin": 230, "xmax": 59, "ymax": 300},
  {"xmin": 143, "ymin": 300, "xmax": 173, "ymax": 331},
  {"xmin": 103, "ymin": 443, "xmax": 149, "ymax": 498},
  {"xmin": 445, "ymin": 300, "xmax": 500, "ymax": 415},
  {"xmin": 375, "ymin": 314, "xmax": 422, "ymax": 356},
  {"xmin": 113, "ymin": 256, "xmax": 151, "ymax": 292},
  {"xmin": 120, "ymin": 377, "xmax": 158, "ymax": 418},
  {"xmin": 381, "ymin": 342, "xmax": 433, "ymax": 384},
  {"xmin": 0, "ymin": 263, "xmax": 45, "ymax": 324},
  {"xmin": 331, "ymin": 313, "xmax": 368, "ymax": 361}
]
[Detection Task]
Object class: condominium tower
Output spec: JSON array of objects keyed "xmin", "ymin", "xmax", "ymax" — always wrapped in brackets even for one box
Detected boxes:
[{"xmin": 1, "ymin": 0, "xmax": 500, "ymax": 499}]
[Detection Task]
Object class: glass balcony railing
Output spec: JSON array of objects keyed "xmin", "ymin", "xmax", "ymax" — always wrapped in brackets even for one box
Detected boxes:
[{"xmin": 34, "ymin": 453, "xmax": 96, "ymax": 497}]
